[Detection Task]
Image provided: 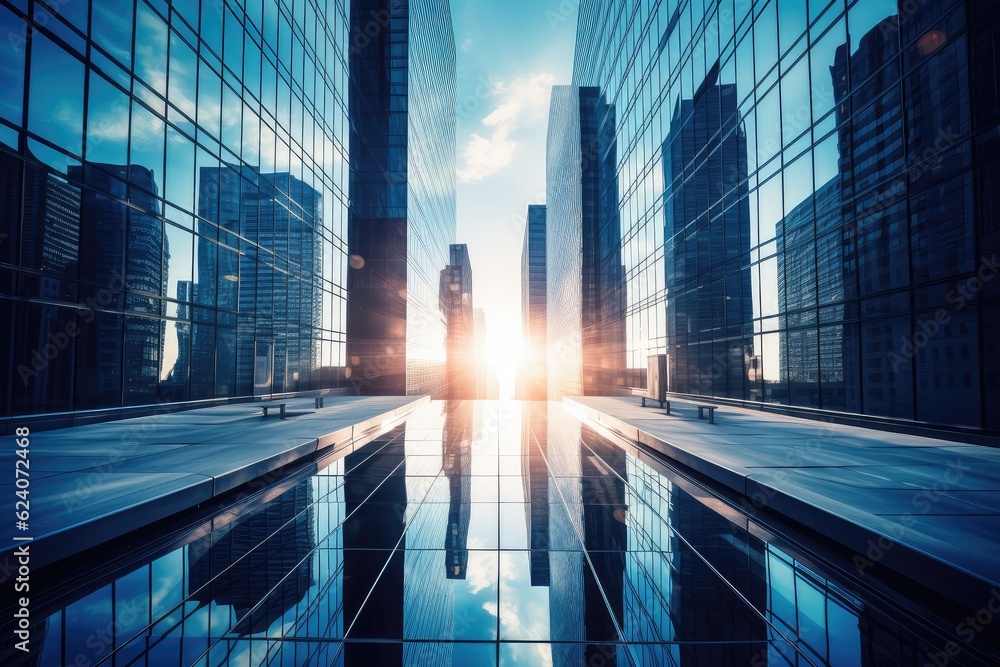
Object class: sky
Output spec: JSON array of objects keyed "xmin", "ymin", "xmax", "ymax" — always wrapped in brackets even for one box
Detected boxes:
[{"xmin": 450, "ymin": 0, "xmax": 579, "ymax": 393}]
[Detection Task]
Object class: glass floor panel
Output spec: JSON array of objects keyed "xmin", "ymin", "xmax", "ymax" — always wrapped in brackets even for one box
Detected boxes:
[{"xmin": 10, "ymin": 401, "xmax": 1000, "ymax": 666}]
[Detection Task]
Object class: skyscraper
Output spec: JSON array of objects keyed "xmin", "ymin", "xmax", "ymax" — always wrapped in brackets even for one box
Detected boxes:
[
  {"xmin": 662, "ymin": 74, "xmax": 754, "ymax": 400},
  {"xmin": 0, "ymin": 0, "xmax": 458, "ymax": 427},
  {"xmin": 440, "ymin": 243, "xmax": 476, "ymax": 399},
  {"xmin": 564, "ymin": 0, "xmax": 999, "ymax": 437},
  {"xmin": 546, "ymin": 86, "xmax": 627, "ymax": 399},
  {"xmin": 347, "ymin": 0, "xmax": 457, "ymax": 397},
  {"xmin": 519, "ymin": 205, "xmax": 548, "ymax": 400}
]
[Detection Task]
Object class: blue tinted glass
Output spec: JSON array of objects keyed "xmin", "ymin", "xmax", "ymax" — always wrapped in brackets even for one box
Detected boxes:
[
  {"xmin": 754, "ymin": 1, "xmax": 779, "ymax": 82},
  {"xmin": 135, "ymin": 1, "xmax": 168, "ymax": 96},
  {"xmin": 164, "ymin": 223, "xmax": 193, "ymax": 301},
  {"xmin": 130, "ymin": 100, "xmax": 165, "ymax": 183},
  {"xmin": 172, "ymin": 0, "xmax": 199, "ymax": 28},
  {"xmin": 40, "ymin": 0, "xmax": 87, "ymax": 33},
  {"xmin": 92, "ymin": 0, "xmax": 134, "ymax": 67},
  {"xmin": 165, "ymin": 127, "xmax": 196, "ymax": 212},
  {"xmin": 86, "ymin": 73, "xmax": 130, "ymax": 165},
  {"xmin": 200, "ymin": 0, "xmax": 222, "ymax": 55},
  {"xmin": 28, "ymin": 34, "xmax": 84, "ymax": 155},
  {"xmin": 168, "ymin": 31, "xmax": 198, "ymax": 120},
  {"xmin": 197, "ymin": 62, "xmax": 221, "ymax": 137},
  {"xmin": 777, "ymin": 0, "xmax": 806, "ymax": 54},
  {"xmin": 0, "ymin": 6, "xmax": 25, "ymax": 125}
]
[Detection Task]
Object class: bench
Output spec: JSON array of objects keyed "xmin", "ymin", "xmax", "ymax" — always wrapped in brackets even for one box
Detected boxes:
[
  {"xmin": 261, "ymin": 403, "xmax": 287, "ymax": 419},
  {"xmin": 697, "ymin": 405, "xmax": 718, "ymax": 424},
  {"xmin": 641, "ymin": 397, "xmax": 666, "ymax": 409}
]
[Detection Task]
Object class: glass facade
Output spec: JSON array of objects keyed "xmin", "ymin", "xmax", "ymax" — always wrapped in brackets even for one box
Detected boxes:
[
  {"xmin": 18, "ymin": 401, "xmax": 996, "ymax": 665},
  {"xmin": 0, "ymin": 0, "xmax": 353, "ymax": 419},
  {"xmin": 545, "ymin": 86, "xmax": 628, "ymax": 399},
  {"xmin": 546, "ymin": 86, "xmax": 586, "ymax": 399},
  {"xmin": 346, "ymin": 0, "xmax": 457, "ymax": 398},
  {"xmin": 441, "ymin": 243, "xmax": 476, "ymax": 399},
  {"xmin": 567, "ymin": 0, "xmax": 1000, "ymax": 433},
  {"xmin": 519, "ymin": 204, "xmax": 547, "ymax": 400}
]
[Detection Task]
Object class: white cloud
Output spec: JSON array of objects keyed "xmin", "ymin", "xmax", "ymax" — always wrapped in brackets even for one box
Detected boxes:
[
  {"xmin": 457, "ymin": 72, "xmax": 556, "ymax": 183},
  {"xmin": 460, "ymin": 38, "xmax": 474, "ymax": 52}
]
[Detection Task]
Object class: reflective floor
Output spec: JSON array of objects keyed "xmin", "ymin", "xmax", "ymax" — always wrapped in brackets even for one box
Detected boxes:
[{"xmin": 12, "ymin": 401, "xmax": 1000, "ymax": 666}]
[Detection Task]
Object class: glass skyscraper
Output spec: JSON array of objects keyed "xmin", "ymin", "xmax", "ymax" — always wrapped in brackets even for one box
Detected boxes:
[
  {"xmin": 519, "ymin": 204, "xmax": 548, "ymax": 400},
  {"xmin": 545, "ymin": 85, "xmax": 627, "ymax": 399},
  {"xmin": 347, "ymin": 0, "xmax": 457, "ymax": 397},
  {"xmin": 560, "ymin": 0, "xmax": 1000, "ymax": 436},
  {"xmin": 0, "ymin": 0, "xmax": 457, "ymax": 424}
]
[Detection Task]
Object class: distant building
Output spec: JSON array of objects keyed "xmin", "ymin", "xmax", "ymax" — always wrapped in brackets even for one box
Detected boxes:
[
  {"xmin": 519, "ymin": 205, "xmax": 548, "ymax": 400},
  {"xmin": 564, "ymin": 0, "xmax": 999, "ymax": 435},
  {"xmin": 347, "ymin": 0, "xmax": 458, "ymax": 397},
  {"xmin": 441, "ymin": 244, "xmax": 476, "ymax": 399},
  {"xmin": 545, "ymin": 87, "xmax": 626, "ymax": 399}
]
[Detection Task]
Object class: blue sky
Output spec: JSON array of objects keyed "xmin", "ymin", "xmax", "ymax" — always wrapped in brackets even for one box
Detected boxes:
[{"xmin": 451, "ymin": 0, "xmax": 578, "ymax": 382}]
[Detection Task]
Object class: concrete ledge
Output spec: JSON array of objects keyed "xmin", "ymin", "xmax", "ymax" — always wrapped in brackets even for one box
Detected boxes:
[
  {"xmin": 566, "ymin": 395, "xmax": 1000, "ymax": 611},
  {"xmin": 0, "ymin": 395, "xmax": 427, "ymax": 569}
]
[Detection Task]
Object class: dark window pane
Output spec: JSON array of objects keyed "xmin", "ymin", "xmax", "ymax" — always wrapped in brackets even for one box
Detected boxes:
[
  {"xmin": 21, "ymin": 162, "xmax": 81, "ymax": 277},
  {"xmin": 0, "ymin": 299, "xmax": 11, "ymax": 416},
  {"xmin": 12, "ymin": 302, "xmax": 76, "ymax": 414},
  {"xmin": 191, "ymin": 322, "xmax": 215, "ymax": 399},
  {"xmin": 126, "ymin": 204, "xmax": 165, "ymax": 297},
  {"xmin": 75, "ymin": 311, "xmax": 123, "ymax": 409},
  {"xmin": 123, "ymin": 314, "xmax": 159, "ymax": 405},
  {"xmin": 216, "ymin": 326, "xmax": 236, "ymax": 396},
  {"xmin": 915, "ymin": 311, "xmax": 980, "ymax": 427},
  {"xmin": 0, "ymin": 6, "xmax": 26, "ymax": 126},
  {"xmin": 861, "ymin": 317, "xmax": 914, "ymax": 419},
  {"xmin": 910, "ymin": 173, "xmax": 974, "ymax": 284},
  {"xmin": 0, "ymin": 153, "xmax": 22, "ymax": 267}
]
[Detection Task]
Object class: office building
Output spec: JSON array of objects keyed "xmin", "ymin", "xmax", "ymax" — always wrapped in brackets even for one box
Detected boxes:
[
  {"xmin": 565, "ymin": 0, "xmax": 1000, "ymax": 434},
  {"xmin": 519, "ymin": 205, "xmax": 548, "ymax": 399},
  {"xmin": 347, "ymin": 0, "xmax": 458, "ymax": 397},
  {"xmin": 440, "ymin": 243, "xmax": 476, "ymax": 399},
  {"xmin": 545, "ymin": 86, "xmax": 627, "ymax": 399},
  {"xmin": 0, "ymin": 0, "xmax": 458, "ymax": 426},
  {"xmin": 0, "ymin": 0, "xmax": 353, "ymax": 423}
]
